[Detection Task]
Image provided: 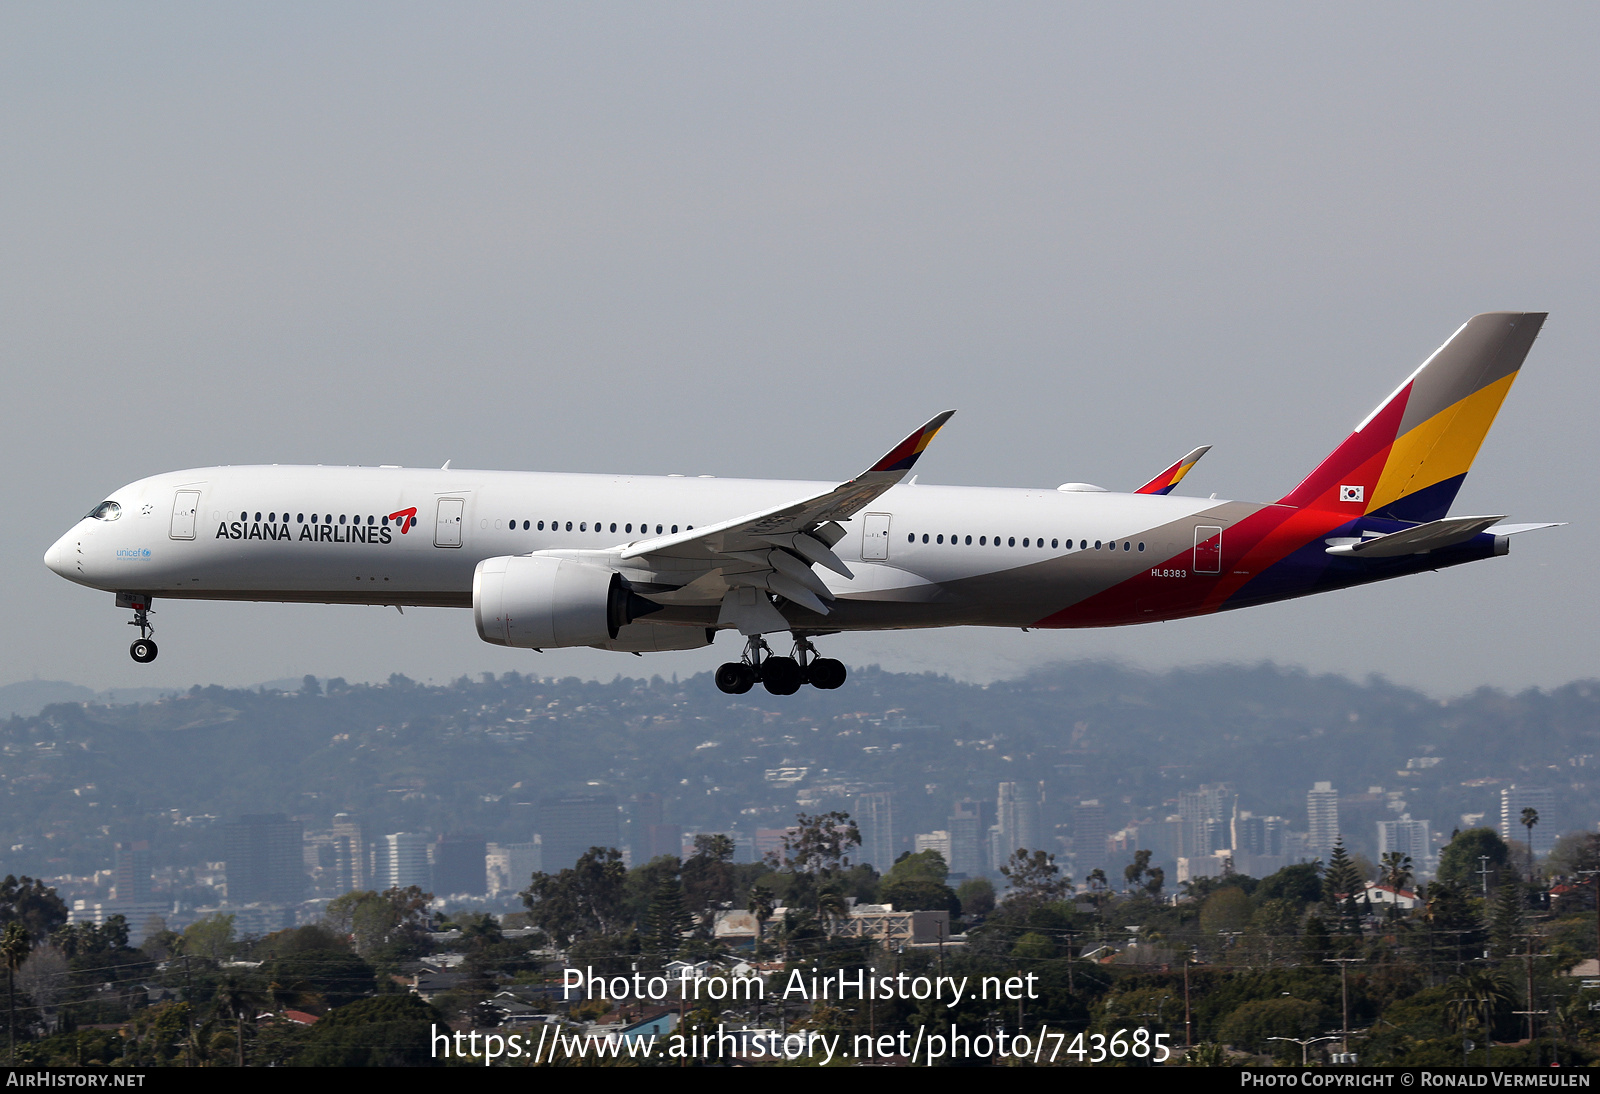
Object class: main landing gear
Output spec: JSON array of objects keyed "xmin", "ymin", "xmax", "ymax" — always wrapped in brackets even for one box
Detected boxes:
[
  {"xmin": 715, "ymin": 635, "xmax": 847, "ymax": 696},
  {"xmin": 118, "ymin": 593, "xmax": 158, "ymax": 663}
]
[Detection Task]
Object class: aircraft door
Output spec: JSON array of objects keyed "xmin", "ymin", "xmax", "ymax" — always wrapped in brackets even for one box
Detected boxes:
[
  {"xmin": 435, "ymin": 498, "xmax": 465, "ymax": 547},
  {"xmin": 169, "ymin": 491, "xmax": 200, "ymax": 540},
  {"xmin": 1193, "ymin": 526, "xmax": 1222, "ymax": 574},
  {"xmin": 862, "ymin": 512, "xmax": 892, "ymax": 561}
]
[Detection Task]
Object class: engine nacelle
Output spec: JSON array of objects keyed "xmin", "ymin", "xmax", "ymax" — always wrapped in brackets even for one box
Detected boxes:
[
  {"xmin": 592, "ymin": 622, "xmax": 715, "ymax": 653},
  {"xmin": 473, "ymin": 555, "xmax": 661, "ymax": 649}
]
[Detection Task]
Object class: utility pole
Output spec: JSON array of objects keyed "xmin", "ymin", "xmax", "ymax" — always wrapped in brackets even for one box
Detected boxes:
[{"xmin": 1324, "ymin": 957, "xmax": 1364, "ymax": 1056}]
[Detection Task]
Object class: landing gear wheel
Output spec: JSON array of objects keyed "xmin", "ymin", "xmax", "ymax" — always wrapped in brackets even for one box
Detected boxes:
[
  {"xmin": 715, "ymin": 662, "xmax": 756, "ymax": 695},
  {"xmin": 130, "ymin": 638, "xmax": 158, "ymax": 664},
  {"xmin": 761, "ymin": 656, "xmax": 803, "ymax": 696},
  {"xmin": 808, "ymin": 657, "xmax": 847, "ymax": 690}
]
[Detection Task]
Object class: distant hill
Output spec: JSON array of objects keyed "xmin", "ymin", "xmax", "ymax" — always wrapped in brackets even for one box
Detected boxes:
[{"xmin": 0, "ymin": 679, "xmax": 184, "ymax": 719}]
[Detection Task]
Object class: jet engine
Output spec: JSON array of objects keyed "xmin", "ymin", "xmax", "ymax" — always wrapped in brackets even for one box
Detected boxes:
[
  {"xmin": 593, "ymin": 621, "xmax": 715, "ymax": 653},
  {"xmin": 474, "ymin": 555, "xmax": 662, "ymax": 649}
]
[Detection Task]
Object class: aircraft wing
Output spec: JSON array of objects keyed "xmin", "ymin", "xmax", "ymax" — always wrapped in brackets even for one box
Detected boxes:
[
  {"xmin": 1135, "ymin": 445, "xmax": 1210, "ymax": 495},
  {"xmin": 612, "ymin": 412, "xmax": 954, "ymax": 630}
]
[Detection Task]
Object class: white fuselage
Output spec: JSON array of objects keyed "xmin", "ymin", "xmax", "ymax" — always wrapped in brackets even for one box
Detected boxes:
[{"xmin": 45, "ymin": 464, "xmax": 1235, "ymax": 632}]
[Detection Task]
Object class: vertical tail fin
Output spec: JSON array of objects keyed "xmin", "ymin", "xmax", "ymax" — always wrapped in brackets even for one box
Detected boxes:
[
  {"xmin": 1278, "ymin": 312, "xmax": 1545, "ymax": 521},
  {"xmin": 1136, "ymin": 445, "xmax": 1211, "ymax": 495}
]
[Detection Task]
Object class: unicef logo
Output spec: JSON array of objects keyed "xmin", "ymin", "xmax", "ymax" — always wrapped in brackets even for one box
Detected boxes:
[{"xmin": 116, "ymin": 547, "xmax": 152, "ymax": 560}]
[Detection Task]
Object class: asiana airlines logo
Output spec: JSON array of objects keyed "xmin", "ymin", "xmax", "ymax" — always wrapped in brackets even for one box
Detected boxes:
[{"xmin": 214, "ymin": 507, "xmax": 420, "ymax": 545}]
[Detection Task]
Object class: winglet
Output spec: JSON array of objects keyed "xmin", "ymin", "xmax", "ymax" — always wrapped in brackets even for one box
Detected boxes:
[
  {"xmin": 861, "ymin": 411, "xmax": 955, "ymax": 477},
  {"xmin": 1135, "ymin": 445, "xmax": 1211, "ymax": 495}
]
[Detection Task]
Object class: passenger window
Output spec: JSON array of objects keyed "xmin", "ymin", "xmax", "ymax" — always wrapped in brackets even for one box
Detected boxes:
[
  {"xmin": 580, "ymin": 522, "xmax": 587, "ymax": 531},
  {"xmin": 1094, "ymin": 540, "xmax": 1101, "ymax": 549},
  {"xmin": 1138, "ymin": 542, "xmax": 1145, "ymax": 551},
  {"xmin": 626, "ymin": 524, "xmax": 633, "ymax": 533},
  {"xmin": 565, "ymin": 521, "xmax": 572, "ymax": 531},
  {"xmin": 922, "ymin": 534, "xmax": 929, "ymax": 544},
  {"xmin": 672, "ymin": 525, "xmax": 678, "ymax": 533},
  {"xmin": 656, "ymin": 524, "xmax": 663, "ymax": 534},
  {"xmin": 936, "ymin": 534, "xmax": 943, "ymax": 544},
  {"xmin": 1051, "ymin": 538, "xmax": 1058, "ymax": 548},
  {"xmin": 254, "ymin": 512, "xmax": 262, "ymax": 522},
  {"xmin": 339, "ymin": 515, "xmax": 347, "ymax": 525},
  {"xmin": 907, "ymin": 533, "xmax": 914, "ymax": 543},
  {"xmin": 1123, "ymin": 542, "xmax": 1131, "ymax": 551},
  {"xmin": 979, "ymin": 536, "xmax": 986, "ymax": 545},
  {"xmin": 965, "ymin": 535, "xmax": 972, "ymax": 545},
  {"xmin": 610, "ymin": 523, "xmax": 617, "ymax": 532},
  {"xmin": 297, "ymin": 514, "xmax": 304, "ymax": 524}
]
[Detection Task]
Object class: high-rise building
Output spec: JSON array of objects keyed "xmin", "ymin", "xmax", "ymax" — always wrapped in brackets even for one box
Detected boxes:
[
  {"xmin": 631, "ymin": 794, "xmax": 680, "ymax": 865},
  {"xmin": 914, "ymin": 831, "xmax": 952, "ymax": 861},
  {"xmin": 1377, "ymin": 815, "xmax": 1432, "ymax": 878},
  {"xmin": 997, "ymin": 782, "xmax": 1041, "ymax": 859},
  {"xmin": 537, "ymin": 794, "xmax": 620, "ymax": 872},
  {"xmin": 330, "ymin": 814, "xmax": 369, "ymax": 893},
  {"xmin": 432, "ymin": 833, "xmax": 488, "ymax": 896},
  {"xmin": 1232, "ymin": 812, "xmax": 1286, "ymax": 858},
  {"xmin": 1308, "ymin": 782, "xmax": 1340, "ymax": 858},
  {"xmin": 948, "ymin": 799, "xmax": 990, "ymax": 876},
  {"xmin": 1500, "ymin": 786, "xmax": 1557, "ymax": 856},
  {"xmin": 487, "ymin": 840, "xmax": 542, "ymax": 896},
  {"xmin": 223, "ymin": 814, "xmax": 305, "ymax": 904},
  {"xmin": 1074, "ymin": 800, "xmax": 1109, "ymax": 873},
  {"xmin": 112, "ymin": 840, "xmax": 152, "ymax": 904},
  {"xmin": 379, "ymin": 832, "xmax": 431, "ymax": 890},
  {"xmin": 1178, "ymin": 784, "xmax": 1233, "ymax": 858},
  {"xmin": 854, "ymin": 792, "xmax": 895, "ymax": 871}
]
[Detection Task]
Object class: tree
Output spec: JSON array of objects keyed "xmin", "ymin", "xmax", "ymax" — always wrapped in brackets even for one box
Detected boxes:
[
  {"xmin": 999, "ymin": 849, "xmax": 1072, "ymax": 905},
  {"xmin": 748, "ymin": 884, "xmax": 776, "ymax": 955},
  {"xmin": 682, "ymin": 834, "xmax": 737, "ymax": 931},
  {"xmin": 1437, "ymin": 828, "xmax": 1510, "ymax": 894},
  {"xmin": 0, "ymin": 877, "xmax": 68, "ymax": 942},
  {"xmin": 1520, "ymin": 808, "xmax": 1539, "ymax": 884},
  {"xmin": 1445, "ymin": 969, "xmax": 1515, "ymax": 1043},
  {"xmin": 1488, "ymin": 880, "xmax": 1525, "ymax": 959},
  {"xmin": 1322, "ymin": 839, "xmax": 1364, "ymax": 933},
  {"xmin": 956, "ymin": 877, "xmax": 995, "ymax": 917},
  {"xmin": 521, "ymin": 847, "xmax": 629, "ymax": 946},
  {"xmin": 324, "ymin": 887, "xmax": 432, "ymax": 958},
  {"xmin": 212, "ymin": 971, "xmax": 266, "ymax": 1068},
  {"xmin": 884, "ymin": 850, "xmax": 949, "ymax": 885},
  {"xmin": 779, "ymin": 812, "xmax": 861, "ymax": 874},
  {"xmin": 2, "ymin": 923, "xmax": 29, "ymax": 1063},
  {"xmin": 1380, "ymin": 852, "xmax": 1414, "ymax": 921},
  {"xmin": 295, "ymin": 994, "xmax": 444, "ymax": 1067},
  {"xmin": 880, "ymin": 850, "xmax": 959, "ymax": 914},
  {"xmin": 645, "ymin": 875, "xmax": 693, "ymax": 959},
  {"xmin": 178, "ymin": 914, "xmax": 236, "ymax": 962}
]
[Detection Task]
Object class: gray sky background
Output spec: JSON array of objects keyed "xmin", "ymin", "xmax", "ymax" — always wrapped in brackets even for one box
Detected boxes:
[{"xmin": 4, "ymin": 4, "xmax": 1596, "ymax": 697}]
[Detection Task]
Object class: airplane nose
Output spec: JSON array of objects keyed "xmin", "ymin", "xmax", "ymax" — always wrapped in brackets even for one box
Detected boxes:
[{"xmin": 44, "ymin": 529, "xmax": 75, "ymax": 577}]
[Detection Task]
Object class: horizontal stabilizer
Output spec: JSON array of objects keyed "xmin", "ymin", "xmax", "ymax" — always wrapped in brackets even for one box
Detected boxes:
[
  {"xmin": 1325, "ymin": 514, "xmax": 1504, "ymax": 557},
  {"xmin": 1485, "ymin": 521, "xmax": 1566, "ymax": 537}
]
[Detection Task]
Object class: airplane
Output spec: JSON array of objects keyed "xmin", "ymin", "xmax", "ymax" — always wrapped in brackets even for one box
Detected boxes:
[{"xmin": 45, "ymin": 312, "xmax": 1558, "ymax": 696}]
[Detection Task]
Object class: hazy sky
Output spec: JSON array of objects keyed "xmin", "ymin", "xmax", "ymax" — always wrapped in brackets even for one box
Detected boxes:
[{"xmin": 5, "ymin": 4, "xmax": 1596, "ymax": 696}]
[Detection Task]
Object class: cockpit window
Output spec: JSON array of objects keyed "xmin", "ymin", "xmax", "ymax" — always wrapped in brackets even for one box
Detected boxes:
[{"xmin": 86, "ymin": 501, "xmax": 121, "ymax": 521}]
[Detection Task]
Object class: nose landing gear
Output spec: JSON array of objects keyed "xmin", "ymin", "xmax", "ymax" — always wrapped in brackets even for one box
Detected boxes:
[
  {"xmin": 715, "ymin": 634, "xmax": 848, "ymax": 695},
  {"xmin": 118, "ymin": 593, "xmax": 158, "ymax": 663}
]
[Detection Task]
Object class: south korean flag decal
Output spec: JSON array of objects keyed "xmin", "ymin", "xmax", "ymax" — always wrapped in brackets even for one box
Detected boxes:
[{"xmin": 1339, "ymin": 485, "xmax": 1365, "ymax": 503}]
